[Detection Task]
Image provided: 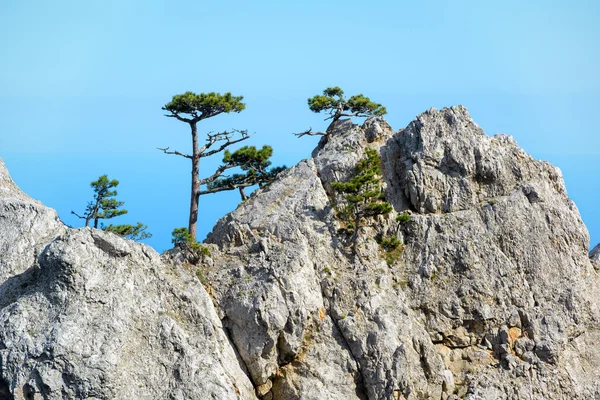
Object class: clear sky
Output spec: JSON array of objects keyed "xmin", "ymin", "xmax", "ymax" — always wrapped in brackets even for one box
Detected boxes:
[{"xmin": 1, "ymin": 0, "xmax": 598, "ymax": 253}]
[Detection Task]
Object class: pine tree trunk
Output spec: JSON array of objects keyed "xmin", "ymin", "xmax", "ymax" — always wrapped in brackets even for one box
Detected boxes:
[
  {"xmin": 189, "ymin": 122, "xmax": 200, "ymax": 240},
  {"xmin": 239, "ymin": 187, "xmax": 248, "ymax": 201}
]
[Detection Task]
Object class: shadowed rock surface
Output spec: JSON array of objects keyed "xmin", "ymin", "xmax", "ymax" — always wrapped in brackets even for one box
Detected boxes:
[
  {"xmin": 0, "ymin": 160, "xmax": 256, "ymax": 399},
  {"xmin": 1, "ymin": 107, "xmax": 599, "ymax": 399}
]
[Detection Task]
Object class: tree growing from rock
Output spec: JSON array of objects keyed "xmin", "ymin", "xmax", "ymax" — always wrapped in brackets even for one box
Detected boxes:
[
  {"xmin": 332, "ymin": 148, "xmax": 392, "ymax": 251},
  {"xmin": 160, "ymin": 91, "xmax": 248, "ymax": 240},
  {"xmin": 201, "ymin": 145, "xmax": 286, "ymax": 201},
  {"xmin": 171, "ymin": 227, "xmax": 210, "ymax": 264},
  {"xmin": 103, "ymin": 222, "xmax": 152, "ymax": 241},
  {"xmin": 72, "ymin": 175, "xmax": 152, "ymax": 241},
  {"xmin": 72, "ymin": 175, "xmax": 127, "ymax": 228},
  {"xmin": 295, "ymin": 87, "xmax": 387, "ymax": 138}
]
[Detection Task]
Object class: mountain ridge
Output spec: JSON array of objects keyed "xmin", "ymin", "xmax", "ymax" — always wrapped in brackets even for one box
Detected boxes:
[{"xmin": 1, "ymin": 106, "xmax": 599, "ymax": 399}]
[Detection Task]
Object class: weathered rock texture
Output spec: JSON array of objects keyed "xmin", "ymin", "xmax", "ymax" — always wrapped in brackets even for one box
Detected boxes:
[
  {"xmin": 1, "ymin": 107, "xmax": 599, "ymax": 400},
  {"xmin": 591, "ymin": 244, "xmax": 600, "ymax": 271},
  {"xmin": 202, "ymin": 107, "xmax": 600, "ymax": 400},
  {"xmin": 0, "ymin": 160, "xmax": 256, "ymax": 399}
]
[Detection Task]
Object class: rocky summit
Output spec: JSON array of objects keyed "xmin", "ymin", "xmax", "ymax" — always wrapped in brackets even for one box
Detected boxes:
[{"xmin": 1, "ymin": 106, "xmax": 599, "ymax": 400}]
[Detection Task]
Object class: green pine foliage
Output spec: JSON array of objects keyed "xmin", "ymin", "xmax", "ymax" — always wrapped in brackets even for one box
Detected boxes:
[
  {"xmin": 376, "ymin": 234, "xmax": 404, "ymax": 265},
  {"xmin": 203, "ymin": 145, "xmax": 286, "ymax": 200},
  {"xmin": 162, "ymin": 91, "xmax": 245, "ymax": 120},
  {"xmin": 307, "ymin": 87, "xmax": 387, "ymax": 125},
  {"xmin": 223, "ymin": 145, "xmax": 273, "ymax": 169},
  {"xmin": 171, "ymin": 227, "xmax": 196, "ymax": 247},
  {"xmin": 103, "ymin": 222, "xmax": 152, "ymax": 241},
  {"xmin": 72, "ymin": 175, "xmax": 127, "ymax": 228},
  {"xmin": 332, "ymin": 148, "xmax": 392, "ymax": 250},
  {"xmin": 396, "ymin": 213, "xmax": 411, "ymax": 224},
  {"xmin": 72, "ymin": 175, "xmax": 152, "ymax": 242},
  {"xmin": 172, "ymin": 227, "xmax": 210, "ymax": 263},
  {"xmin": 377, "ymin": 235, "xmax": 402, "ymax": 252}
]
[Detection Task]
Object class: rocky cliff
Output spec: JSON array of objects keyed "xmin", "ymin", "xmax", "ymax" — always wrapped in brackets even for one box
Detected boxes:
[
  {"xmin": 0, "ymin": 159, "xmax": 256, "ymax": 399},
  {"xmin": 1, "ymin": 106, "xmax": 599, "ymax": 400}
]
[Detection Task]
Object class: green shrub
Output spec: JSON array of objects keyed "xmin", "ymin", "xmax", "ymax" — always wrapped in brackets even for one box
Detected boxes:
[
  {"xmin": 196, "ymin": 269, "xmax": 209, "ymax": 286},
  {"xmin": 377, "ymin": 235, "xmax": 402, "ymax": 252},
  {"xmin": 172, "ymin": 227, "xmax": 210, "ymax": 263},
  {"xmin": 396, "ymin": 213, "xmax": 410, "ymax": 224},
  {"xmin": 376, "ymin": 234, "xmax": 404, "ymax": 265}
]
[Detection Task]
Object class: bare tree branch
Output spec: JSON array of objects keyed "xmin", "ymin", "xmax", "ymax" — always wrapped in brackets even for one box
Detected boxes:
[
  {"xmin": 71, "ymin": 210, "xmax": 86, "ymax": 219},
  {"xmin": 162, "ymin": 109, "xmax": 193, "ymax": 123},
  {"xmin": 198, "ymin": 163, "xmax": 237, "ymax": 187},
  {"xmin": 198, "ymin": 180, "xmax": 255, "ymax": 196},
  {"xmin": 157, "ymin": 147, "xmax": 193, "ymax": 159},
  {"xmin": 293, "ymin": 127, "xmax": 327, "ymax": 138},
  {"xmin": 201, "ymin": 130, "xmax": 250, "ymax": 157},
  {"xmin": 198, "ymin": 133, "xmax": 219, "ymax": 154},
  {"xmin": 196, "ymin": 129, "xmax": 249, "ymax": 155}
]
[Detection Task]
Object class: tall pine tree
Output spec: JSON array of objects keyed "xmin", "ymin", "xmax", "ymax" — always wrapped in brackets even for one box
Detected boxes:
[{"xmin": 160, "ymin": 91, "xmax": 247, "ymax": 240}]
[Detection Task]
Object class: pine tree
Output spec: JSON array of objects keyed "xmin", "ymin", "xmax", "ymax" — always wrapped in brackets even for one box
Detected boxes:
[
  {"xmin": 72, "ymin": 175, "xmax": 152, "ymax": 242},
  {"xmin": 332, "ymin": 148, "xmax": 392, "ymax": 251},
  {"xmin": 295, "ymin": 87, "xmax": 386, "ymax": 137},
  {"xmin": 72, "ymin": 175, "xmax": 127, "ymax": 228},
  {"xmin": 160, "ymin": 91, "xmax": 248, "ymax": 240},
  {"xmin": 171, "ymin": 227, "xmax": 209, "ymax": 264}
]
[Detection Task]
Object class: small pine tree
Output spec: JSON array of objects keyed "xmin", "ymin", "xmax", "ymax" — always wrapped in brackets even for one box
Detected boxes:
[
  {"xmin": 72, "ymin": 175, "xmax": 152, "ymax": 242},
  {"xmin": 332, "ymin": 148, "xmax": 392, "ymax": 251},
  {"xmin": 72, "ymin": 175, "xmax": 127, "ymax": 228},
  {"xmin": 295, "ymin": 87, "xmax": 386, "ymax": 137},
  {"xmin": 171, "ymin": 227, "xmax": 210, "ymax": 264}
]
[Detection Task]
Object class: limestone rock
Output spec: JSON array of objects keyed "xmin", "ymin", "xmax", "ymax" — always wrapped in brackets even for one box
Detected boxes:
[
  {"xmin": 0, "ymin": 159, "xmax": 65, "ymax": 280},
  {"xmin": 203, "ymin": 107, "xmax": 600, "ymax": 399},
  {"xmin": 2, "ymin": 106, "xmax": 600, "ymax": 400},
  {"xmin": 0, "ymin": 163, "xmax": 256, "ymax": 399},
  {"xmin": 591, "ymin": 243, "xmax": 600, "ymax": 270}
]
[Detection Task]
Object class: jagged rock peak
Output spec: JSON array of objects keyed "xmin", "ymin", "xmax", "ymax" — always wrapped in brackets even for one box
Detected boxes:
[
  {"xmin": 204, "ymin": 107, "xmax": 600, "ymax": 399},
  {"xmin": 389, "ymin": 106, "xmax": 569, "ymax": 215},
  {"xmin": 0, "ymin": 158, "xmax": 27, "ymax": 200},
  {"xmin": 2, "ymin": 105, "xmax": 600, "ymax": 400}
]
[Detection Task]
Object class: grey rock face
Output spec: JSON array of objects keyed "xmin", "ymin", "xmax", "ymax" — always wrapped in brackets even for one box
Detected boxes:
[
  {"xmin": 2, "ymin": 106, "xmax": 599, "ymax": 400},
  {"xmin": 0, "ymin": 163, "xmax": 256, "ymax": 399},
  {"xmin": 591, "ymin": 243, "xmax": 600, "ymax": 271},
  {"xmin": 203, "ymin": 108, "xmax": 600, "ymax": 399},
  {"xmin": 205, "ymin": 160, "xmax": 366, "ymax": 399},
  {"xmin": 0, "ymin": 159, "xmax": 65, "ymax": 280}
]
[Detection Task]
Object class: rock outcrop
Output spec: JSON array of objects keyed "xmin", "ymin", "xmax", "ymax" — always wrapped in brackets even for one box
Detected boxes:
[
  {"xmin": 591, "ymin": 244, "xmax": 600, "ymax": 271},
  {"xmin": 0, "ymin": 161, "xmax": 256, "ymax": 399},
  {"xmin": 202, "ymin": 107, "xmax": 600, "ymax": 399},
  {"xmin": 1, "ymin": 106, "xmax": 599, "ymax": 400}
]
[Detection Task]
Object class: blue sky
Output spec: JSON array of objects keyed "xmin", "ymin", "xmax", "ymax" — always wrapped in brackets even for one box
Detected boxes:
[{"xmin": 1, "ymin": 1, "xmax": 598, "ymax": 252}]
